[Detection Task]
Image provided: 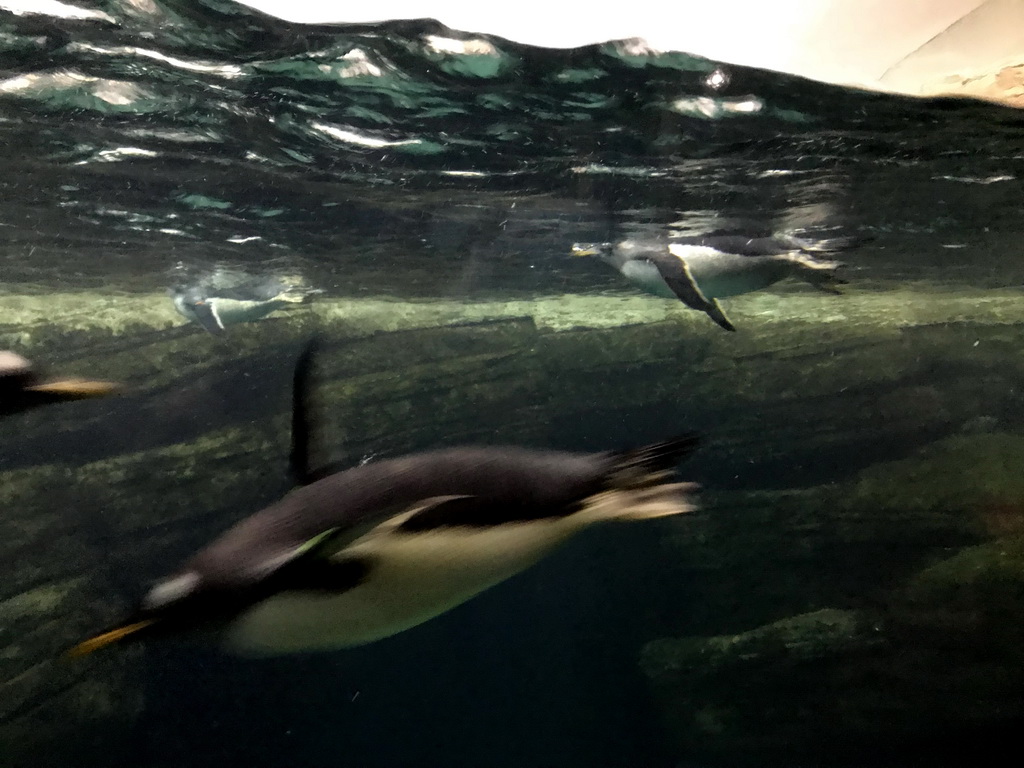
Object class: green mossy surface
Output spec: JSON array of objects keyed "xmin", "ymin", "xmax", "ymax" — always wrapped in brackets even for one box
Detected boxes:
[
  {"xmin": 644, "ymin": 432, "xmax": 1024, "ymax": 763},
  {"xmin": 852, "ymin": 432, "xmax": 1024, "ymax": 512}
]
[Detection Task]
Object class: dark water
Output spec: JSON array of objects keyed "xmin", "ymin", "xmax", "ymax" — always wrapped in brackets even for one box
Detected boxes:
[{"xmin": 3, "ymin": 2, "xmax": 1024, "ymax": 767}]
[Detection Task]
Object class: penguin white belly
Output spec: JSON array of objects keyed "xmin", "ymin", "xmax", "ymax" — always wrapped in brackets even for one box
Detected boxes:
[
  {"xmin": 619, "ymin": 260, "xmax": 678, "ymax": 299},
  {"xmin": 678, "ymin": 250, "xmax": 789, "ymax": 298},
  {"xmin": 223, "ymin": 519, "xmax": 578, "ymax": 655},
  {"xmin": 208, "ymin": 297, "xmax": 285, "ymax": 325}
]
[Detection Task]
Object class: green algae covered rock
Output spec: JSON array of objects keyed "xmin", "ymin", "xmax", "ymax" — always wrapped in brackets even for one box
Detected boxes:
[
  {"xmin": 851, "ymin": 432, "xmax": 1024, "ymax": 517},
  {"xmin": 641, "ymin": 608, "xmax": 884, "ymax": 680},
  {"xmin": 644, "ymin": 431, "xmax": 1024, "ymax": 765}
]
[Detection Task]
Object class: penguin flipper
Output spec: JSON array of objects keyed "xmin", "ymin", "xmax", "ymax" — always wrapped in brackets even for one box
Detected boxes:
[
  {"xmin": 289, "ymin": 336, "xmax": 349, "ymax": 486},
  {"xmin": 645, "ymin": 253, "xmax": 711, "ymax": 310},
  {"xmin": 273, "ymin": 550, "xmax": 371, "ymax": 594},
  {"xmin": 290, "ymin": 337, "xmax": 319, "ymax": 486},
  {"xmin": 266, "ymin": 498, "xmax": 481, "ymax": 574},
  {"xmin": 393, "ymin": 494, "xmax": 499, "ymax": 532},
  {"xmin": 390, "ymin": 490, "xmax": 618, "ymax": 532},
  {"xmin": 647, "ymin": 253, "xmax": 738, "ymax": 332},
  {"xmin": 190, "ymin": 302, "xmax": 226, "ymax": 335},
  {"xmin": 704, "ymin": 300, "xmax": 737, "ymax": 332}
]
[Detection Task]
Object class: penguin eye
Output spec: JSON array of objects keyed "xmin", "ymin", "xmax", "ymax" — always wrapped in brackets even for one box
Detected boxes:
[{"xmin": 143, "ymin": 572, "xmax": 201, "ymax": 610}]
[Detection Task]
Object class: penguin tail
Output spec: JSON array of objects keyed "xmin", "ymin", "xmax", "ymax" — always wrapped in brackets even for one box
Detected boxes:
[
  {"xmin": 277, "ymin": 288, "xmax": 324, "ymax": 305},
  {"xmin": 778, "ymin": 232, "xmax": 869, "ymax": 254},
  {"xmin": 608, "ymin": 434, "xmax": 700, "ymax": 486},
  {"xmin": 783, "ymin": 254, "xmax": 848, "ymax": 295},
  {"xmin": 579, "ymin": 435, "xmax": 701, "ymax": 523}
]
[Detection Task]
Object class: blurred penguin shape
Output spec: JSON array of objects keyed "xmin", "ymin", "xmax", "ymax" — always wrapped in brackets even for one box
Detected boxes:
[
  {"xmin": 69, "ymin": 339, "xmax": 701, "ymax": 657},
  {"xmin": 170, "ymin": 269, "xmax": 321, "ymax": 335},
  {"xmin": 1, "ymin": 350, "xmax": 118, "ymax": 417},
  {"xmin": 573, "ymin": 233, "xmax": 854, "ymax": 331}
]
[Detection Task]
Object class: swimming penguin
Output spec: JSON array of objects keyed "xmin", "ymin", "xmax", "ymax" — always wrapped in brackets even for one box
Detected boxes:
[
  {"xmin": 1, "ymin": 350, "xmax": 118, "ymax": 417},
  {"xmin": 170, "ymin": 270, "xmax": 321, "ymax": 335},
  {"xmin": 572, "ymin": 234, "xmax": 852, "ymax": 331},
  {"xmin": 68, "ymin": 340, "xmax": 700, "ymax": 657}
]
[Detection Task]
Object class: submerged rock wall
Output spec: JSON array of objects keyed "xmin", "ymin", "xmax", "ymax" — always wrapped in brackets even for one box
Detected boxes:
[
  {"xmin": 1, "ymin": 285, "xmax": 1023, "ymax": 766},
  {"xmin": 642, "ymin": 433, "xmax": 1024, "ymax": 764}
]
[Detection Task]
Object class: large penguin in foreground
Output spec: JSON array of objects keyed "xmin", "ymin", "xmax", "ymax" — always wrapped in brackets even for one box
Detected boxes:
[
  {"xmin": 70, "ymin": 340, "xmax": 700, "ymax": 657},
  {"xmin": 1, "ymin": 350, "xmax": 118, "ymax": 417},
  {"xmin": 572, "ymin": 234, "xmax": 852, "ymax": 331}
]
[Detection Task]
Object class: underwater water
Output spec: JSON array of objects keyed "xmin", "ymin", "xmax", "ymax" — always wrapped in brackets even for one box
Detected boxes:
[{"xmin": 3, "ymin": 1, "xmax": 1024, "ymax": 767}]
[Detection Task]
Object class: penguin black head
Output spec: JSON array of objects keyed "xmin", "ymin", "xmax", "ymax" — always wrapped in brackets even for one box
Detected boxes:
[
  {"xmin": 66, "ymin": 541, "xmax": 372, "ymax": 657},
  {"xmin": 66, "ymin": 572, "xmax": 212, "ymax": 657},
  {"xmin": 570, "ymin": 242, "xmax": 613, "ymax": 259}
]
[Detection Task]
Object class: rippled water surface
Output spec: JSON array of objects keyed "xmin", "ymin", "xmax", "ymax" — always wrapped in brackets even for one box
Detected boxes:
[
  {"xmin": 3, "ymin": 0, "xmax": 1021, "ymax": 296},
  {"xmin": 3, "ymin": 2, "xmax": 1024, "ymax": 768}
]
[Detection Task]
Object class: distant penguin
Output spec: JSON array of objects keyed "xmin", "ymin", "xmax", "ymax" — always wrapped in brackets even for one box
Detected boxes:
[
  {"xmin": 1, "ymin": 350, "xmax": 117, "ymax": 417},
  {"xmin": 68, "ymin": 340, "xmax": 700, "ymax": 657},
  {"xmin": 572, "ymin": 234, "xmax": 852, "ymax": 331},
  {"xmin": 170, "ymin": 270, "xmax": 321, "ymax": 335}
]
